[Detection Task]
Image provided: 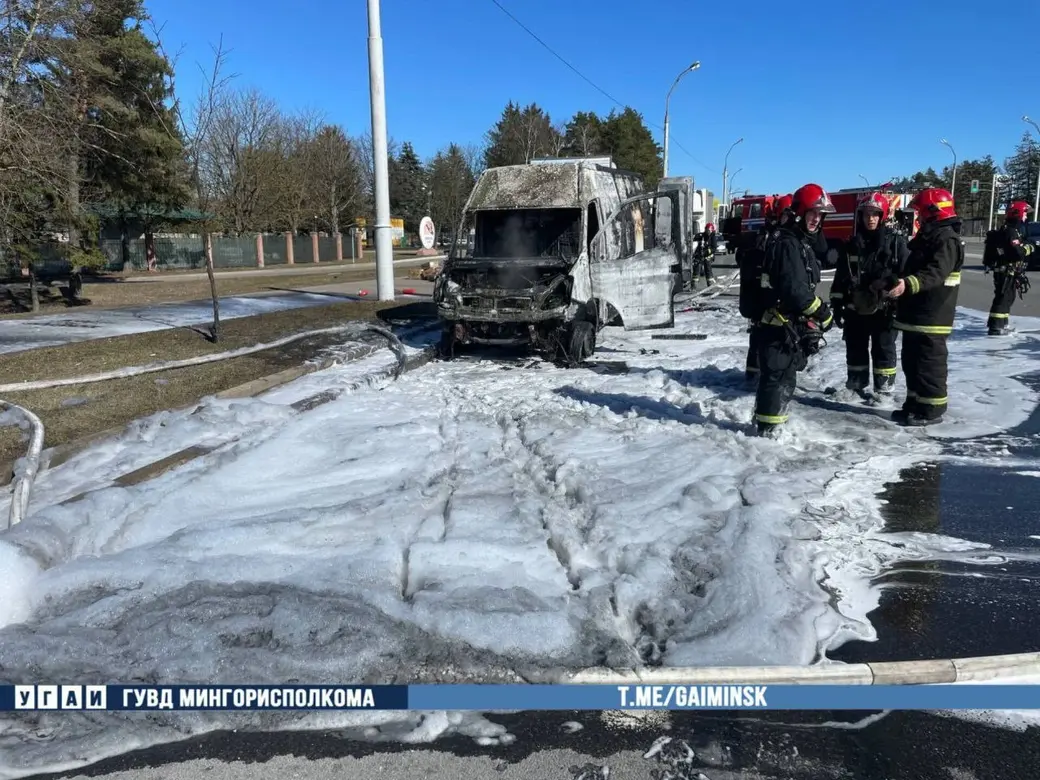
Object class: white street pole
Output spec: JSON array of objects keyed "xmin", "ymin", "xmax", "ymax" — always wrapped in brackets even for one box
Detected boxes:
[
  {"xmin": 367, "ymin": 0, "xmax": 394, "ymax": 301},
  {"xmin": 1024, "ymin": 116, "xmax": 1040, "ymax": 219},
  {"xmin": 859, "ymin": 174, "xmax": 870, "ymax": 188},
  {"xmin": 662, "ymin": 61, "xmax": 700, "ymax": 179},
  {"xmin": 727, "ymin": 167, "xmax": 742, "ymax": 198},
  {"xmin": 722, "ymin": 137, "xmax": 743, "ymax": 217},
  {"xmin": 940, "ymin": 138, "xmax": 957, "ymax": 205},
  {"xmin": 988, "ymin": 172, "xmax": 997, "ymax": 232}
]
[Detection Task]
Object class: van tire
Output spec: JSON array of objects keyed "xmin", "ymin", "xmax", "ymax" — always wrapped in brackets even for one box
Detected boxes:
[{"xmin": 562, "ymin": 320, "xmax": 595, "ymax": 366}]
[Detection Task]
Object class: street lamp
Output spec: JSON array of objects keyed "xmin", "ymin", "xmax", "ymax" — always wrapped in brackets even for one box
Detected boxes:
[
  {"xmin": 367, "ymin": 0, "xmax": 394, "ymax": 300},
  {"xmin": 722, "ymin": 137, "xmax": 743, "ymax": 216},
  {"xmin": 662, "ymin": 61, "xmax": 700, "ymax": 178},
  {"xmin": 1023, "ymin": 115, "xmax": 1040, "ymax": 220},
  {"xmin": 859, "ymin": 174, "xmax": 871, "ymax": 188},
  {"xmin": 940, "ymin": 138, "xmax": 957, "ymax": 203},
  {"xmin": 727, "ymin": 167, "xmax": 743, "ymax": 196}
]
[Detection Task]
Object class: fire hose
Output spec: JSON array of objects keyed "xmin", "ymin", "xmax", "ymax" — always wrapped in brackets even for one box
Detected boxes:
[{"xmin": 2, "ymin": 323, "xmax": 410, "ymax": 529}]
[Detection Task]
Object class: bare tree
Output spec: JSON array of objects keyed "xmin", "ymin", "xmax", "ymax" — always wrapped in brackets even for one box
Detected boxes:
[
  {"xmin": 352, "ymin": 129, "xmax": 399, "ymax": 217},
  {"xmin": 276, "ymin": 109, "xmax": 322, "ymax": 234},
  {"xmin": 306, "ymin": 124, "xmax": 363, "ymax": 235}
]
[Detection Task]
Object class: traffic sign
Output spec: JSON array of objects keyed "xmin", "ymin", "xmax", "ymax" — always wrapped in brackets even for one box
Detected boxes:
[
  {"xmin": 419, "ymin": 216, "xmax": 435, "ymax": 250},
  {"xmin": 970, "ymin": 179, "xmax": 979, "ymax": 194}
]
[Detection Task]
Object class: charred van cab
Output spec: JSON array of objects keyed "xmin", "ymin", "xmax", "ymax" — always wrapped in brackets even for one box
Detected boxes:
[{"xmin": 433, "ymin": 157, "xmax": 684, "ymax": 365}]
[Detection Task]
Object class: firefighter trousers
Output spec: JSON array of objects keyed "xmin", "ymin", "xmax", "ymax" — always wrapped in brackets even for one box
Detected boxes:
[
  {"xmin": 987, "ymin": 270, "xmax": 1016, "ymax": 332},
  {"xmin": 745, "ymin": 323, "xmax": 760, "ymax": 379},
  {"xmin": 698, "ymin": 253, "xmax": 715, "ymax": 284},
  {"xmin": 754, "ymin": 325, "xmax": 804, "ymax": 430},
  {"xmin": 843, "ymin": 311, "xmax": 897, "ymax": 393},
  {"xmin": 900, "ymin": 331, "xmax": 949, "ymax": 420}
]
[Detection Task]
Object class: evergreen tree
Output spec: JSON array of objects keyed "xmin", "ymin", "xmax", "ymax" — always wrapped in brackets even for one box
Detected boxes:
[
  {"xmin": 389, "ymin": 141, "xmax": 427, "ymax": 233},
  {"xmin": 428, "ymin": 142, "xmax": 476, "ymax": 240},
  {"xmin": 600, "ymin": 107, "xmax": 662, "ymax": 187},
  {"xmin": 562, "ymin": 111, "xmax": 605, "ymax": 157},
  {"xmin": 483, "ymin": 102, "xmax": 561, "ymax": 167},
  {"xmin": 1002, "ymin": 132, "xmax": 1039, "ymax": 208}
]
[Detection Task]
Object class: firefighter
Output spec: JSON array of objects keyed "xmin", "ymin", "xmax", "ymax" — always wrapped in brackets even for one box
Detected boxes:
[
  {"xmin": 830, "ymin": 192, "xmax": 910, "ymax": 396},
  {"xmin": 739, "ymin": 196, "xmax": 788, "ymax": 381},
  {"xmin": 753, "ymin": 184, "xmax": 834, "ymax": 437},
  {"xmin": 884, "ymin": 188, "xmax": 963, "ymax": 426},
  {"xmin": 983, "ymin": 200, "xmax": 1034, "ymax": 335},
  {"xmin": 693, "ymin": 222, "xmax": 719, "ymax": 287}
]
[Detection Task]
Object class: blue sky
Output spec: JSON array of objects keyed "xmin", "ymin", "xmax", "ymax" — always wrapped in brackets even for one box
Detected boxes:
[{"xmin": 147, "ymin": 0, "xmax": 1039, "ymax": 197}]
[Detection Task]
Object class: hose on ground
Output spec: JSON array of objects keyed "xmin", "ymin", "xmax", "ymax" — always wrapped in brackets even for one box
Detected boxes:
[
  {"xmin": 1, "ymin": 402, "xmax": 44, "ymax": 529},
  {"xmin": 0, "ymin": 323, "xmax": 414, "ymax": 528},
  {"xmin": 0, "ymin": 322, "xmax": 409, "ymax": 394}
]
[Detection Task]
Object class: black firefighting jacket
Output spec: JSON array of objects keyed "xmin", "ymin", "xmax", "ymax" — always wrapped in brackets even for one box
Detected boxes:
[
  {"xmin": 759, "ymin": 223, "xmax": 830, "ymax": 327},
  {"xmin": 832, "ymin": 224, "xmax": 910, "ymax": 314},
  {"xmin": 894, "ymin": 217, "xmax": 964, "ymax": 335}
]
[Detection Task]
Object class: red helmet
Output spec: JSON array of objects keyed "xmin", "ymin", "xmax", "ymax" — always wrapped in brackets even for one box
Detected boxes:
[
  {"xmin": 792, "ymin": 183, "xmax": 836, "ymax": 217},
  {"xmin": 706, "ymin": 222, "xmax": 715, "ymax": 231},
  {"xmin": 775, "ymin": 193, "xmax": 794, "ymax": 214},
  {"xmin": 857, "ymin": 191, "xmax": 890, "ymax": 222},
  {"xmin": 909, "ymin": 188, "xmax": 956, "ymax": 222},
  {"xmin": 1007, "ymin": 201, "xmax": 1033, "ymax": 221}
]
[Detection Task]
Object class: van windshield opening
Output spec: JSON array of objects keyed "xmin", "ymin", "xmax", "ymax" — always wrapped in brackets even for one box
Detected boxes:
[{"xmin": 473, "ymin": 208, "xmax": 583, "ymax": 262}]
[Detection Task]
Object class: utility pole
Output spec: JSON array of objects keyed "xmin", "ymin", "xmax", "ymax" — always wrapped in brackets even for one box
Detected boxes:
[
  {"xmin": 988, "ymin": 172, "xmax": 997, "ymax": 233},
  {"xmin": 940, "ymin": 138, "xmax": 957, "ymax": 204},
  {"xmin": 1024, "ymin": 116, "xmax": 1040, "ymax": 220},
  {"xmin": 367, "ymin": 0, "xmax": 394, "ymax": 300},
  {"xmin": 722, "ymin": 137, "xmax": 743, "ymax": 217},
  {"xmin": 662, "ymin": 61, "xmax": 700, "ymax": 179}
]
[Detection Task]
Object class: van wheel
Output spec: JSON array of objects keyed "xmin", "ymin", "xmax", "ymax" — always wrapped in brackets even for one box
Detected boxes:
[{"xmin": 562, "ymin": 320, "xmax": 595, "ymax": 367}]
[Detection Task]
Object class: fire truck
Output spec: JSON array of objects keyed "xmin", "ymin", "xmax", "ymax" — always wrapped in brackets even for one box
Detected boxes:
[{"xmin": 721, "ymin": 185, "xmax": 917, "ymax": 251}]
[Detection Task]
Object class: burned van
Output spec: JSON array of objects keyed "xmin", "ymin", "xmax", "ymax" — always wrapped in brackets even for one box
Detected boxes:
[{"xmin": 433, "ymin": 158, "xmax": 683, "ymax": 365}]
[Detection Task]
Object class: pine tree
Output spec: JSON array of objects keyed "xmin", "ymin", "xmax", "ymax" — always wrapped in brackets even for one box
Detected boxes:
[
  {"xmin": 1002, "ymin": 132, "xmax": 1039, "ymax": 208},
  {"xmin": 562, "ymin": 112, "xmax": 604, "ymax": 157},
  {"xmin": 428, "ymin": 142, "xmax": 476, "ymax": 240},
  {"xmin": 600, "ymin": 108, "xmax": 662, "ymax": 187},
  {"xmin": 389, "ymin": 141, "xmax": 427, "ymax": 234},
  {"xmin": 483, "ymin": 102, "xmax": 561, "ymax": 167}
]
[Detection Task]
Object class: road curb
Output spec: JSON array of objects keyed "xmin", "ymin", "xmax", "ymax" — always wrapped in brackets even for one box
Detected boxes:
[{"xmin": 565, "ymin": 651, "xmax": 1040, "ymax": 685}]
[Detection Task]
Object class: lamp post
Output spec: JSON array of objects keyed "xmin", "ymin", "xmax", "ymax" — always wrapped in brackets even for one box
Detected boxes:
[
  {"xmin": 727, "ymin": 167, "xmax": 743, "ymax": 198},
  {"xmin": 1024, "ymin": 115, "xmax": 1040, "ymax": 220},
  {"xmin": 859, "ymin": 174, "xmax": 870, "ymax": 188},
  {"xmin": 722, "ymin": 137, "xmax": 743, "ymax": 217},
  {"xmin": 940, "ymin": 138, "xmax": 957, "ymax": 204},
  {"xmin": 662, "ymin": 61, "xmax": 700, "ymax": 178},
  {"xmin": 367, "ymin": 0, "xmax": 394, "ymax": 300}
]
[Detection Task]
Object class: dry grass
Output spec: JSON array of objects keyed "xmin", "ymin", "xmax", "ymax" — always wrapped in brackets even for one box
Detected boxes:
[{"xmin": 0, "ymin": 299, "xmax": 433, "ymax": 470}]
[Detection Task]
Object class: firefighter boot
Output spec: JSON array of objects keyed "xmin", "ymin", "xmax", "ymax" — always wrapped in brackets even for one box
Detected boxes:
[
  {"xmin": 891, "ymin": 407, "xmax": 943, "ymax": 427},
  {"xmin": 846, "ymin": 368, "xmax": 869, "ymax": 394},
  {"xmin": 874, "ymin": 372, "xmax": 896, "ymax": 395},
  {"xmin": 756, "ymin": 421, "xmax": 782, "ymax": 439}
]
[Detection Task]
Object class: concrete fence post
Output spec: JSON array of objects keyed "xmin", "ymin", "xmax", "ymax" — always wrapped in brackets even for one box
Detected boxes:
[
  {"xmin": 285, "ymin": 232, "xmax": 294, "ymax": 265},
  {"xmin": 255, "ymin": 234, "xmax": 264, "ymax": 268},
  {"xmin": 336, "ymin": 232, "xmax": 343, "ymax": 262},
  {"xmin": 311, "ymin": 231, "xmax": 320, "ymax": 263}
]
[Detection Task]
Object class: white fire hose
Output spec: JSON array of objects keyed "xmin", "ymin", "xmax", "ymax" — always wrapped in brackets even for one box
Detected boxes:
[{"xmin": 1, "ymin": 323, "xmax": 410, "ymax": 529}]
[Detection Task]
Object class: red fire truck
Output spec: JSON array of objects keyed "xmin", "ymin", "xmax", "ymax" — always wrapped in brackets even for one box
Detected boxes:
[{"xmin": 722, "ymin": 185, "xmax": 917, "ymax": 250}]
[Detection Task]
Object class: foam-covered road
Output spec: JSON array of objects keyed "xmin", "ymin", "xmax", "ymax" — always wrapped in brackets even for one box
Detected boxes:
[{"xmin": 1, "ymin": 302, "xmax": 1039, "ymax": 778}]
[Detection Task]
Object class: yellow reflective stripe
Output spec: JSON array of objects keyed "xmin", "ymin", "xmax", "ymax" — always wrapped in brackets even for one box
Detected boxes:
[
  {"xmin": 802, "ymin": 297, "xmax": 822, "ymax": 316},
  {"xmin": 873, "ymin": 367, "xmax": 898, "ymax": 376},
  {"xmin": 755, "ymin": 413, "xmax": 788, "ymax": 424},
  {"xmin": 917, "ymin": 396, "xmax": 948, "ymax": 406},
  {"xmin": 745, "ymin": 366, "xmax": 760, "ymax": 373},
  {"xmin": 761, "ymin": 308, "xmax": 789, "ymax": 326},
  {"xmin": 893, "ymin": 321, "xmax": 953, "ymax": 335},
  {"xmin": 1025, "ymin": 245, "xmax": 1034, "ymax": 255},
  {"xmin": 989, "ymin": 312, "xmax": 1009, "ymax": 319},
  {"xmin": 906, "ymin": 275, "xmax": 921, "ymax": 294},
  {"xmin": 944, "ymin": 272, "xmax": 961, "ymax": 287}
]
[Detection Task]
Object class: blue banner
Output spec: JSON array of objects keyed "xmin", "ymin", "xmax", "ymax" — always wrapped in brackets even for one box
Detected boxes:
[{"xmin": 0, "ymin": 683, "xmax": 1037, "ymax": 712}]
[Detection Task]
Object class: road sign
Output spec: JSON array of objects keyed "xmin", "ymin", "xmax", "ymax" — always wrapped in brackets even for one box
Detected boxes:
[
  {"xmin": 970, "ymin": 179, "xmax": 979, "ymax": 194},
  {"xmin": 419, "ymin": 216, "xmax": 436, "ymax": 249}
]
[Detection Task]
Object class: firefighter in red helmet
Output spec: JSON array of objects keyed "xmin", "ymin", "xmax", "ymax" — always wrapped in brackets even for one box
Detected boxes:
[
  {"xmin": 982, "ymin": 200, "xmax": 1034, "ymax": 335},
  {"xmin": 884, "ymin": 188, "xmax": 964, "ymax": 426},
  {"xmin": 830, "ymin": 192, "xmax": 910, "ymax": 396},
  {"xmin": 752, "ymin": 183, "xmax": 834, "ymax": 437},
  {"xmin": 694, "ymin": 222, "xmax": 719, "ymax": 288}
]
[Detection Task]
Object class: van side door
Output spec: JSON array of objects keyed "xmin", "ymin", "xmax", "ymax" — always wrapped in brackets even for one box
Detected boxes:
[{"xmin": 589, "ymin": 192, "xmax": 681, "ymax": 330}]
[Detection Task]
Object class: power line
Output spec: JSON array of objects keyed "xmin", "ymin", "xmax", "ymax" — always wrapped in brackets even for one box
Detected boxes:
[{"xmin": 488, "ymin": 0, "xmax": 719, "ymax": 175}]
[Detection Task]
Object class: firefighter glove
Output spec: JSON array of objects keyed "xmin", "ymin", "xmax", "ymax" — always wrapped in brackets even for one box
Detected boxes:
[{"xmin": 812, "ymin": 301, "xmax": 834, "ymax": 332}]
